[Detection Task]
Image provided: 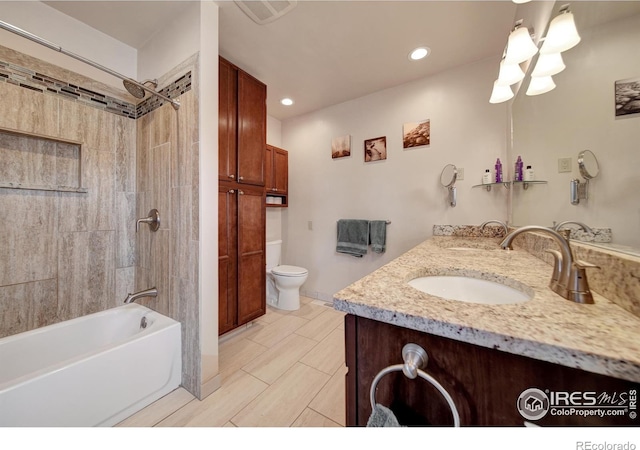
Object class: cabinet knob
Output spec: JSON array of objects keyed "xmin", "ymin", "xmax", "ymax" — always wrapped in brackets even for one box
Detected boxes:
[
  {"xmin": 228, "ymin": 189, "xmax": 235, "ymax": 194},
  {"xmin": 272, "ymin": 188, "xmax": 277, "ymax": 192},
  {"xmin": 238, "ymin": 190, "xmax": 244, "ymax": 195},
  {"xmin": 228, "ymin": 174, "xmax": 235, "ymax": 179},
  {"xmin": 238, "ymin": 176, "xmax": 244, "ymax": 181}
]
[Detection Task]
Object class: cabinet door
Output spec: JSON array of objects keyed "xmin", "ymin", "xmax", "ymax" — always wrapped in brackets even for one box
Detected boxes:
[
  {"xmin": 237, "ymin": 71, "xmax": 266, "ymax": 187},
  {"xmin": 237, "ymin": 186, "xmax": 266, "ymax": 325},
  {"xmin": 265, "ymin": 145, "xmax": 274, "ymax": 191},
  {"xmin": 273, "ymin": 147, "xmax": 288, "ymax": 194},
  {"xmin": 218, "ymin": 184, "xmax": 238, "ymax": 335},
  {"xmin": 219, "ymin": 58, "xmax": 238, "ymax": 182}
]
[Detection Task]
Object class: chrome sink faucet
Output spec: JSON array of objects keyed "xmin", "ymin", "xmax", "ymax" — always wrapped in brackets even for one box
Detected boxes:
[
  {"xmin": 479, "ymin": 220, "xmax": 508, "ymax": 236},
  {"xmin": 124, "ymin": 287, "xmax": 158, "ymax": 304},
  {"xmin": 553, "ymin": 221, "xmax": 593, "ymax": 240},
  {"xmin": 500, "ymin": 226, "xmax": 598, "ymax": 304}
]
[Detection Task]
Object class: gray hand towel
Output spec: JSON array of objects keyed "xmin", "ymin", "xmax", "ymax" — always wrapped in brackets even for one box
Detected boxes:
[
  {"xmin": 336, "ymin": 219, "xmax": 369, "ymax": 257},
  {"xmin": 366, "ymin": 404, "xmax": 401, "ymax": 427},
  {"xmin": 369, "ymin": 220, "xmax": 387, "ymax": 253}
]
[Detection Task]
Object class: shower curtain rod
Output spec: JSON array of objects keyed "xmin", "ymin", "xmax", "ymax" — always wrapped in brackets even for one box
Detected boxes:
[{"xmin": 0, "ymin": 20, "xmax": 180, "ymax": 110}]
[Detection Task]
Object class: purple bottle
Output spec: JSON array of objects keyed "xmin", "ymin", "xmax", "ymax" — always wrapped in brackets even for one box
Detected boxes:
[
  {"xmin": 515, "ymin": 156, "xmax": 523, "ymax": 181},
  {"xmin": 495, "ymin": 158, "xmax": 503, "ymax": 183}
]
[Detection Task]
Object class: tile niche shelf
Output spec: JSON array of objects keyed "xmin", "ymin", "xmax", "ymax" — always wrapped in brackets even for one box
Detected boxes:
[
  {"xmin": 0, "ymin": 126, "xmax": 88, "ymax": 194},
  {"xmin": 472, "ymin": 180, "xmax": 547, "ymax": 192}
]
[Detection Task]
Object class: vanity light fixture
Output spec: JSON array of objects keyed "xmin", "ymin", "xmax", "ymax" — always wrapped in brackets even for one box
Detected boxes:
[
  {"xmin": 280, "ymin": 98, "xmax": 294, "ymax": 106},
  {"xmin": 504, "ymin": 23, "xmax": 538, "ymax": 64},
  {"xmin": 526, "ymin": 75, "xmax": 556, "ymax": 96},
  {"xmin": 531, "ymin": 52, "xmax": 566, "ymax": 77},
  {"xmin": 489, "ymin": 80, "xmax": 515, "ymax": 104},
  {"xmin": 496, "ymin": 58, "xmax": 525, "ymax": 86},
  {"xmin": 540, "ymin": 5, "xmax": 581, "ymax": 54},
  {"xmin": 409, "ymin": 47, "xmax": 430, "ymax": 61}
]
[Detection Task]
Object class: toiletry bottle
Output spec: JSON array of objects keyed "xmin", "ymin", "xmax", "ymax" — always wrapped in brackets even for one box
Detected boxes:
[
  {"xmin": 524, "ymin": 165, "xmax": 535, "ymax": 181},
  {"xmin": 495, "ymin": 158, "xmax": 503, "ymax": 183},
  {"xmin": 482, "ymin": 169, "xmax": 492, "ymax": 184},
  {"xmin": 515, "ymin": 156, "xmax": 523, "ymax": 181}
]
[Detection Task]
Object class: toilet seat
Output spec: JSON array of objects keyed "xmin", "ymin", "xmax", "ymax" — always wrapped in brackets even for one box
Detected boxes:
[{"xmin": 271, "ymin": 265, "xmax": 308, "ymax": 277}]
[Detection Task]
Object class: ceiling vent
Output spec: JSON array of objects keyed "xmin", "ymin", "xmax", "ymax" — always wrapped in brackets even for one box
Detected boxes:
[{"xmin": 234, "ymin": 0, "xmax": 298, "ymax": 25}]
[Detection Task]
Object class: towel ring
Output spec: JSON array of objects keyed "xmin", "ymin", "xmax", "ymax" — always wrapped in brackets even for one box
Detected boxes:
[{"xmin": 369, "ymin": 343, "xmax": 461, "ymax": 427}]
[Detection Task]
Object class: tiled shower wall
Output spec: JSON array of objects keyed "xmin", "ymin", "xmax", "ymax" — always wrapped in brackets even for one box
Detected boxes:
[
  {"xmin": 0, "ymin": 48, "xmax": 202, "ymax": 397},
  {"xmin": 0, "ymin": 74, "xmax": 137, "ymax": 337},
  {"xmin": 135, "ymin": 61, "xmax": 201, "ymax": 397}
]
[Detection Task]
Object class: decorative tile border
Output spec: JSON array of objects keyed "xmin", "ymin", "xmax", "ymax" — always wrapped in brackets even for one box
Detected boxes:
[{"xmin": 0, "ymin": 59, "xmax": 191, "ymax": 119}]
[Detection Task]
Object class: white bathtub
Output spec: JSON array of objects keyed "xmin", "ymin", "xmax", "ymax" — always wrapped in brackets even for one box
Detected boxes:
[{"xmin": 0, "ymin": 303, "xmax": 181, "ymax": 427}]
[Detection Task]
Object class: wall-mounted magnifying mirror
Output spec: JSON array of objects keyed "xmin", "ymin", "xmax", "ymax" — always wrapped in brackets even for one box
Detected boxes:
[
  {"xmin": 440, "ymin": 164, "xmax": 458, "ymax": 207},
  {"xmin": 571, "ymin": 150, "xmax": 599, "ymax": 205}
]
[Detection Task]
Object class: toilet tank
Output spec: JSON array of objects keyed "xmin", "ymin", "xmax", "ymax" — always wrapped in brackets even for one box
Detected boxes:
[{"xmin": 266, "ymin": 240, "xmax": 282, "ymax": 270}]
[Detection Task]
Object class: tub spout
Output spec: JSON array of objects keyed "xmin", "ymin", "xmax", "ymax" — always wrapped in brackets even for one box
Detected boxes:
[{"xmin": 124, "ymin": 287, "xmax": 157, "ymax": 304}]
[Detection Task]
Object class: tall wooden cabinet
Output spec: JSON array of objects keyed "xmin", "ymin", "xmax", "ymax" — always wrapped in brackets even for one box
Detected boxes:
[
  {"xmin": 218, "ymin": 57, "xmax": 267, "ymax": 335},
  {"xmin": 265, "ymin": 145, "xmax": 288, "ymax": 207}
]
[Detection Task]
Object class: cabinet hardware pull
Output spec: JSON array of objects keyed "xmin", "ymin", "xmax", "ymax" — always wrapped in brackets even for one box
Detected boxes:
[
  {"xmin": 229, "ymin": 189, "xmax": 235, "ymax": 194},
  {"xmin": 239, "ymin": 176, "xmax": 244, "ymax": 181},
  {"xmin": 238, "ymin": 190, "xmax": 244, "ymax": 195},
  {"xmin": 229, "ymin": 174, "xmax": 235, "ymax": 179}
]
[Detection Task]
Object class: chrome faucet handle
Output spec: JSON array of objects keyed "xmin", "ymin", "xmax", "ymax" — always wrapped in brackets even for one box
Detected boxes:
[
  {"xmin": 136, "ymin": 209, "xmax": 160, "ymax": 232},
  {"xmin": 567, "ymin": 260, "xmax": 600, "ymax": 304}
]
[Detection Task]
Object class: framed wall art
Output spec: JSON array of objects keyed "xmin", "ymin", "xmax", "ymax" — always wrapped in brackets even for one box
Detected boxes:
[
  {"xmin": 364, "ymin": 136, "xmax": 387, "ymax": 162},
  {"xmin": 403, "ymin": 119, "xmax": 430, "ymax": 148}
]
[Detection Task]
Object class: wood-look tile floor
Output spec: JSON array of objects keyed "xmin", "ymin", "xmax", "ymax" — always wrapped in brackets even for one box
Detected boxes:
[{"xmin": 117, "ymin": 296, "xmax": 346, "ymax": 427}]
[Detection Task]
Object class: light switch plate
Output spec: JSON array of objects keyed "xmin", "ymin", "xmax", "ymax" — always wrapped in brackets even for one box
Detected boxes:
[{"xmin": 558, "ymin": 158, "xmax": 572, "ymax": 173}]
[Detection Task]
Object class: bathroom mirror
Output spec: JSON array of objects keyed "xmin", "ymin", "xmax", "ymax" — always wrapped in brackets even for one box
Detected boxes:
[
  {"xmin": 440, "ymin": 164, "xmax": 457, "ymax": 207},
  {"xmin": 510, "ymin": 1, "xmax": 640, "ymax": 254},
  {"xmin": 578, "ymin": 150, "xmax": 599, "ymax": 180}
]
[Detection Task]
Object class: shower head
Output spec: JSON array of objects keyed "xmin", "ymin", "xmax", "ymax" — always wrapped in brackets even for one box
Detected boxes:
[{"xmin": 123, "ymin": 79, "xmax": 146, "ymax": 99}]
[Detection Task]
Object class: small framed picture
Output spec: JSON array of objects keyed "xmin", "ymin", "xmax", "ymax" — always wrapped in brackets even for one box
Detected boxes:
[
  {"xmin": 403, "ymin": 119, "xmax": 430, "ymax": 148},
  {"xmin": 331, "ymin": 135, "xmax": 351, "ymax": 159},
  {"xmin": 364, "ymin": 136, "xmax": 387, "ymax": 162},
  {"xmin": 615, "ymin": 77, "xmax": 640, "ymax": 117}
]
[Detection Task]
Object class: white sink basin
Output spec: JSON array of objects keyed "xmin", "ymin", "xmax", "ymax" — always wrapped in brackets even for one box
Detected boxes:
[{"xmin": 408, "ymin": 276, "xmax": 532, "ymax": 305}]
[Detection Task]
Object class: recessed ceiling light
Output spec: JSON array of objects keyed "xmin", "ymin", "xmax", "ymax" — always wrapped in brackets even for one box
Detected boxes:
[
  {"xmin": 409, "ymin": 47, "xmax": 430, "ymax": 61},
  {"xmin": 280, "ymin": 98, "xmax": 294, "ymax": 106}
]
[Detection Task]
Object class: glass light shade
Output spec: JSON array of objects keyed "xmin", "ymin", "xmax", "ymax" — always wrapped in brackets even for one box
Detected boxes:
[
  {"xmin": 489, "ymin": 80, "xmax": 514, "ymax": 103},
  {"xmin": 526, "ymin": 76, "xmax": 556, "ymax": 96},
  {"xmin": 531, "ymin": 52, "xmax": 566, "ymax": 77},
  {"xmin": 497, "ymin": 60, "xmax": 525, "ymax": 85},
  {"xmin": 540, "ymin": 12, "xmax": 581, "ymax": 54},
  {"xmin": 504, "ymin": 26, "xmax": 538, "ymax": 64},
  {"xmin": 512, "ymin": 0, "xmax": 532, "ymax": 3}
]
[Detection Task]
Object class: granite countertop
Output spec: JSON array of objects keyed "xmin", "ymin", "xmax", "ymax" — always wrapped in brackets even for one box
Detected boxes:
[{"xmin": 333, "ymin": 236, "xmax": 640, "ymax": 383}]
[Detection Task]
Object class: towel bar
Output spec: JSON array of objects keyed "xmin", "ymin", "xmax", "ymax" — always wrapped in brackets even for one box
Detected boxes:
[{"xmin": 369, "ymin": 343, "xmax": 460, "ymax": 427}]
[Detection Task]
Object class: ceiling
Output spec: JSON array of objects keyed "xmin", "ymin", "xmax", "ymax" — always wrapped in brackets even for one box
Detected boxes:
[{"xmin": 44, "ymin": 1, "xmax": 519, "ymax": 120}]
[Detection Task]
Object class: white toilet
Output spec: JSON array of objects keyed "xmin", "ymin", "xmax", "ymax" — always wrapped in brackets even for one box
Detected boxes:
[{"xmin": 266, "ymin": 240, "xmax": 308, "ymax": 311}]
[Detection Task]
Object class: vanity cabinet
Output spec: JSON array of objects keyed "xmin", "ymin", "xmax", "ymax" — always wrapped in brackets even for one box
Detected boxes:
[
  {"xmin": 345, "ymin": 315, "xmax": 638, "ymax": 426},
  {"xmin": 265, "ymin": 145, "xmax": 288, "ymax": 207},
  {"xmin": 219, "ymin": 56, "xmax": 267, "ymax": 187},
  {"xmin": 218, "ymin": 184, "xmax": 266, "ymax": 335}
]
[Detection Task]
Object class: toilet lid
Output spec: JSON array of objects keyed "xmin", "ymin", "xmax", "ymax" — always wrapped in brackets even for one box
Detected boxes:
[{"xmin": 272, "ymin": 265, "xmax": 308, "ymax": 276}]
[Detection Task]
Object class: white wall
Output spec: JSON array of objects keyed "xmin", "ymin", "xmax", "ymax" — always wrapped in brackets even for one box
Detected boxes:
[
  {"xmin": 137, "ymin": 2, "xmax": 201, "ymax": 84},
  {"xmin": 267, "ymin": 115, "xmax": 283, "ymax": 242},
  {"xmin": 0, "ymin": 1, "xmax": 137, "ymax": 87},
  {"xmin": 282, "ymin": 57, "xmax": 509, "ymax": 300},
  {"xmin": 512, "ymin": 13, "xmax": 640, "ymax": 248}
]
